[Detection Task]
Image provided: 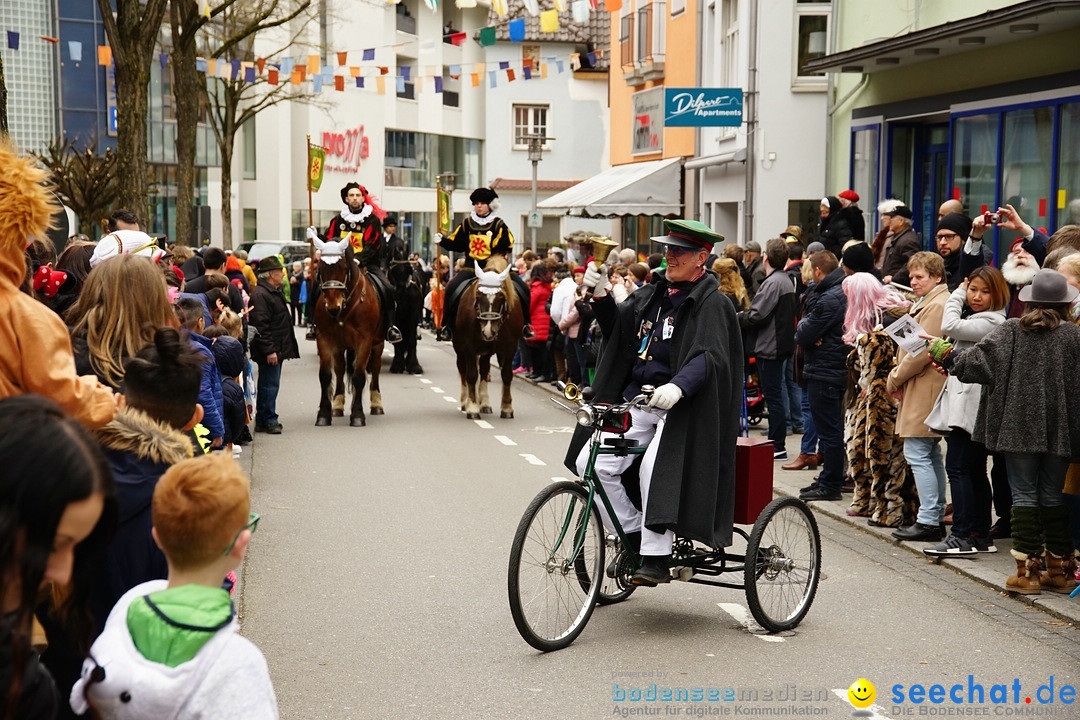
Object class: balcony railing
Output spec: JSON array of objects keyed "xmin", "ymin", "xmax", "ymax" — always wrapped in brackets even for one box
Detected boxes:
[
  {"xmin": 636, "ymin": 1, "xmax": 666, "ymax": 66},
  {"xmin": 396, "ymin": 13, "xmax": 416, "ymax": 34},
  {"xmin": 620, "ymin": 14, "xmax": 634, "ymax": 68}
]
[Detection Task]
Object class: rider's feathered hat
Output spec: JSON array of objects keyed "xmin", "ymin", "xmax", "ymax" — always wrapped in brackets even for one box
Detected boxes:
[{"xmin": 341, "ymin": 182, "xmax": 363, "ymax": 203}]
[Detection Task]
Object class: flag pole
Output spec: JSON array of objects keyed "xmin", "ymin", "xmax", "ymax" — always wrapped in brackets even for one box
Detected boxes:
[
  {"xmin": 433, "ymin": 174, "xmax": 445, "ymax": 331},
  {"xmin": 306, "ymin": 134, "xmax": 315, "ymax": 329}
]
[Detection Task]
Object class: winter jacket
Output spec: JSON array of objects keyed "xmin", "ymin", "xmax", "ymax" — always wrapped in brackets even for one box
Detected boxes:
[
  {"xmin": 794, "ymin": 268, "xmax": 848, "ymax": 385},
  {"xmin": 886, "ymin": 284, "xmax": 948, "ymax": 437},
  {"xmin": 0, "ymin": 247, "xmax": 114, "ymax": 428},
  {"xmin": 927, "ymin": 286, "xmax": 1006, "ymax": 435},
  {"xmin": 188, "ymin": 333, "xmax": 224, "ymax": 441},
  {"xmin": 91, "ymin": 408, "xmax": 194, "ymax": 631},
  {"xmin": 549, "ymin": 277, "xmax": 577, "ymax": 325},
  {"xmin": 737, "ymin": 268, "xmax": 796, "ymax": 359},
  {"xmin": 818, "ymin": 214, "xmax": 853, "ymax": 259},
  {"xmin": 880, "ymin": 227, "xmax": 920, "ymax": 286},
  {"xmin": 0, "ymin": 613, "xmax": 58, "ymax": 720},
  {"xmin": 211, "ymin": 336, "xmax": 247, "ymax": 446},
  {"xmin": 528, "ymin": 279, "xmax": 553, "ymax": 343},
  {"xmin": 72, "ymin": 580, "xmax": 278, "ymax": 720},
  {"xmin": 249, "ymin": 282, "xmax": 300, "ymax": 364},
  {"xmin": 840, "ymin": 205, "xmax": 866, "ymax": 241},
  {"xmin": 948, "ymin": 319, "xmax": 1080, "ymax": 459}
]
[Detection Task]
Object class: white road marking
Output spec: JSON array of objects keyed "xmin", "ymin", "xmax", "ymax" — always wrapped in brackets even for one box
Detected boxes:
[
  {"xmin": 443, "ymin": 396, "xmax": 456, "ymax": 402},
  {"xmin": 519, "ymin": 454, "xmax": 546, "ymax": 466},
  {"xmin": 420, "ymin": 378, "xmax": 432, "ymax": 384},
  {"xmin": 494, "ymin": 435, "xmax": 517, "ymax": 446},
  {"xmin": 716, "ymin": 603, "xmax": 784, "ymax": 642},
  {"xmin": 829, "ymin": 690, "xmax": 894, "ymax": 720},
  {"xmin": 431, "ymin": 387, "xmax": 444, "ymax": 393},
  {"xmin": 551, "ymin": 476, "xmax": 571, "ymax": 482},
  {"xmin": 474, "ymin": 420, "xmax": 494, "ymax": 429}
]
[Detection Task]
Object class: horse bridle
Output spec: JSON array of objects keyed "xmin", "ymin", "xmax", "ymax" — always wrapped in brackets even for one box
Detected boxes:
[
  {"xmin": 319, "ymin": 258, "xmax": 361, "ymax": 304},
  {"xmin": 475, "ymin": 285, "xmax": 506, "ymax": 323}
]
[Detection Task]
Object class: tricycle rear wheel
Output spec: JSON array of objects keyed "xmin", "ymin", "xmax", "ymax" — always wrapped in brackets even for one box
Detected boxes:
[{"xmin": 744, "ymin": 496, "xmax": 821, "ymax": 632}]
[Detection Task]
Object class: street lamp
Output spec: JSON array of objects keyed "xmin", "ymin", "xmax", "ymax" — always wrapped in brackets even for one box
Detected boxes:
[{"xmin": 526, "ymin": 134, "xmax": 553, "ymax": 254}]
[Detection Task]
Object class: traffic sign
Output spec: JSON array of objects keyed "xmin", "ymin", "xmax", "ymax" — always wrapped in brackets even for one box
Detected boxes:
[{"xmin": 527, "ymin": 210, "xmax": 543, "ymax": 228}]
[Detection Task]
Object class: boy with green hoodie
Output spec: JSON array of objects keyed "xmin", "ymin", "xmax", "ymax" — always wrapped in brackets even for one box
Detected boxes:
[{"xmin": 71, "ymin": 453, "xmax": 277, "ymax": 719}]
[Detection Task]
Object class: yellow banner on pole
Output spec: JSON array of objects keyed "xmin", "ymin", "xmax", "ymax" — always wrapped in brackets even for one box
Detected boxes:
[
  {"xmin": 308, "ymin": 145, "xmax": 326, "ymax": 192},
  {"xmin": 437, "ymin": 186, "xmax": 451, "ymax": 234}
]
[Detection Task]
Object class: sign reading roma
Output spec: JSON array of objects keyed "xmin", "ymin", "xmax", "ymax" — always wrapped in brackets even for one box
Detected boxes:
[{"xmin": 322, "ymin": 126, "xmax": 370, "ymax": 174}]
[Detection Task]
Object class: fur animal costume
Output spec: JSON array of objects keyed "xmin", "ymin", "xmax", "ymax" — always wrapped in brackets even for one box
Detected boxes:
[{"xmin": 0, "ymin": 140, "xmax": 115, "ymax": 428}]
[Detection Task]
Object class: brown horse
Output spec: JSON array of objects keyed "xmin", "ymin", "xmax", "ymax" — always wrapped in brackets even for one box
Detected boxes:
[
  {"xmin": 451, "ymin": 255, "xmax": 525, "ymax": 419},
  {"xmin": 313, "ymin": 238, "xmax": 385, "ymax": 426}
]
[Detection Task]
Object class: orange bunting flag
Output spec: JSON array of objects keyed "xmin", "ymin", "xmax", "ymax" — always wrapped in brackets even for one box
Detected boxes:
[
  {"xmin": 257, "ymin": 58, "xmax": 266, "ymax": 74},
  {"xmin": 507, "ymin": 68, "xmax": 515, "ymax": 82},
  {"xmin": 376, "ymin": 76, "xmax": 386, "ymax": 94},
  {"xmin": 39, "ymin": 36, "xmax": 60, "ymax": 44},
  {"xmin": 97, "ymin": 45, "xmax": 111, "ymax": 66},
  {"xmin": 268, "ymin": 68, "xmax": 279, "ymax": 85},
  {"xmin": 470, "ymin": 73, "xmax": 480, "ymax": 87},
  {"xmin": 307, "ymin": 54, "xmax": 320, "ymax": 74},
  {"xmin": 604, "ymin": 0, "xmax": 621, "ymax": 10},
  {"xmin": 290, "ymin": 69, "xmax": 302, "ymax": 85},
  {"xmin": 336, "ymin": 51, "xmax": 347, "ymax": 66},
  {"xmin": 334, "ymin": 75, "xmax": 344, "ymax": 91},
  {"xmin": 523, "ymin": 58, "xmax": 533, "ymax": 71},
  {"xmin": 349, "ymin": 66, "xmax": 360, "ymax": 77},
  {"xmin": 379, "ymin": 66, "xmax": 389, "ymax": 75}
]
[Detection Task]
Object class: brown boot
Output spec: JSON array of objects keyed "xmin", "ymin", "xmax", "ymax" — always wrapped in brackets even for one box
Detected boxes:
[
  {"xmin": 781, "ymin": 453, "xmax": 819, "ymax": 471},
  {"xmin": 814, "ymin": 452, "xmax": 824, "ymax": 467},
  {"xmin": 1005, "ymin": 550, "xmax": 1041, "ymax": 595},
  {"xmin": 1039, "ymin": 551, "xmax": 1079, "ymax": 594}
]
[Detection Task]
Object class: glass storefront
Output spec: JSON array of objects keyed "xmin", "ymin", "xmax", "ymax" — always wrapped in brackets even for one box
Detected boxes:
[
  {"xmin": 951, "ymin": 114, "xmax": 999, "ymax": 227},
  {"xmin": 1061, "ymin": 102, "xmax": 1080, "ymax": 226},
  {"xmin": 850, "ymin": 126, "xmax": 879, "ymax": 235},
  {"xmin": 1001, "ymin": 107, "xmax": 1054, "ymax": 230},
  {"xmin": 384, "ymin": 130, "xmax": 482, "ymax": 190}
]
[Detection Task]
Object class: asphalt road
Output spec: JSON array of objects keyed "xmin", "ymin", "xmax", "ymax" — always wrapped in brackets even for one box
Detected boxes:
[{"xmin": 241, "ymin": 328, "xmax": 1080, "ymax": 720}]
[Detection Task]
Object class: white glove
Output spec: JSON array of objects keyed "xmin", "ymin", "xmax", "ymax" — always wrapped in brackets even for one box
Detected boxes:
[
  {"xmin": 647, "ymin": 383, "xmax": 684, "ymax": 410},
  {"xmin": 435, "ymin": 233, "xmax": 444, "ymax": 244},
  {"xmin": 583, "ymin": 265, "xmax": 610, "ymax": 297},
  {"xmin": 306, "ymin": 226, "xmax": 319, "ymax": 243}
]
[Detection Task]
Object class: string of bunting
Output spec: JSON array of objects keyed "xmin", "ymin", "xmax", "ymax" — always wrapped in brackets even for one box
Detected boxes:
[{"xmin": 2, "ymin": 4, "xmax": 608, "ymax": 93}]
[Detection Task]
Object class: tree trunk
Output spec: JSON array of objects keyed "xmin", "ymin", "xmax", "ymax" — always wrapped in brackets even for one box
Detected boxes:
[
  {"xmin": 170, "ymin": 0, "xmax": 199, "ymax": 246},
  {"xmin": 0, "ymin": 51, "xmax": 8, "ymax": 136},
  {"xmin": 112, "ymin": 58, "xmax": 152, "ymax": 224},
  {"xmin": 220, "ymin": 133, "xmax": 235, "ymax": 247}
]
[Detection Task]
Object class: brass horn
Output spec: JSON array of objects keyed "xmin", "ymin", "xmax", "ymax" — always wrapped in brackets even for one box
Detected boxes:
[{"xmin": 562, "ymin": 381, "xmax": 582, "ymax": 402}]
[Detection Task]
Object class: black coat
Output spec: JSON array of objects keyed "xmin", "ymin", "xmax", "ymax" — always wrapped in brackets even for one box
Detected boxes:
[
  {"xmin": 818, "ymin": 215, "xmax": 853, "ymax": 259},
  {"xmin": 249, "ymin": 282, "xmax": 300, "ymax": 364},
  {"xmin": 563, "ymin": 271, "xmax": 744, "ymax": 549},
  {"xmin": 794, "ymin": 268, "xmax": 848, "ymax": 386},
  {"xmin": 840, "ymin": 205, "xmax": 865, "ymax": 241},
  {"xmin": 0, "ymin": 615, "xmax": 57, "ymax": 719}
]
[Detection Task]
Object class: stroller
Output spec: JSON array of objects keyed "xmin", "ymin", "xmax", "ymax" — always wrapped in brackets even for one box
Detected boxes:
[{"xmin": 743, "ymin": 354, "xmax": 766, "ymax": 430}]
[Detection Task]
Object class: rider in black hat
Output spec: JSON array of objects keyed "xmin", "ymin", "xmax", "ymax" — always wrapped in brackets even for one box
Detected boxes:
[
  {"xmin": 436, "ymin": 187, "xmax": 534, "ymax": 341},
  {"xmin": 308, "ymin": 183, "xmax": 402, "ymax": 343}
]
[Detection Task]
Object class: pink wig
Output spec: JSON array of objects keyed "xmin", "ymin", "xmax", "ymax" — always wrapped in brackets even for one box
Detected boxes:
[{"xmin": 842, "ymin": 272, "xmax": 911, "ymax": 345}]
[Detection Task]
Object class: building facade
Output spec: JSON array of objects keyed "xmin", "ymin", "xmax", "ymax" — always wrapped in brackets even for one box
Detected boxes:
[{"xmin": 809, "ymin": 0, "xmax": 1080, "ymax": 260}]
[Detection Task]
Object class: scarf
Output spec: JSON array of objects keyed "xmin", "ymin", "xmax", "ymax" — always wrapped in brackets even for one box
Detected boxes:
[{"xmin": 340, "ymin": 204, "xmax": 373, "ymax": 224}]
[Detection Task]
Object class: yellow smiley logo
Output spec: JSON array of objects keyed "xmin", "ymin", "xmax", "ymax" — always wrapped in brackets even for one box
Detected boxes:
[{"xmin": 847, "ymin": 679, "xmax": 876, "ymax": 709}]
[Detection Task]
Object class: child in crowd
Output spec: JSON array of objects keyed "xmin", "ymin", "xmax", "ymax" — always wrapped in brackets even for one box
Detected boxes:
[
  {"xmin": 0, "ymin": 139, "xmax": 116, "ymax": 428},
  {"xmin": 205, "ymin": 330, "xmax": 248, "ymax": 453},
  {"xmin": 71, "ymin": 453, "xmax": 278, "ymax": 718},
  {"xmin": 175, "ymin": 297, "xmax": 225, "ymax": 450}
]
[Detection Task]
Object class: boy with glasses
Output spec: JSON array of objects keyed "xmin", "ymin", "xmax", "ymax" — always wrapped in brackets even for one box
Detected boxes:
[{"xmin": 73, "ymin": 453, "xmax": 277, "ymax": 718}]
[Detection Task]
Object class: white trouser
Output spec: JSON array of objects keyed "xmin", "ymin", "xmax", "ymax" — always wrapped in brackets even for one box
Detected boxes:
[{"xmin": 575, "ymin": 406, "xmax": 674, "ymax": 556}]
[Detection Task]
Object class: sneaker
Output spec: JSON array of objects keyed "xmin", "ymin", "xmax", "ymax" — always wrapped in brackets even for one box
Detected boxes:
[
  {"xmin": 969, "ymin": 536, "xmax": 998, "ymax": 553},
  {"xmin": 799, "ymin": 481, "xmax": 819, "ymax": 494},
  {"xmin": 512, "ymin": 366, "xmax": 530, "ymax": 375},
  {"xmin": 800, "ymin": 486, "xmax": 842, "ymax": 501},
  {"xmin": 923, "ymin": 535, "xmax": 978, "ymax": 557},
  {"xmin": 773, "ymin": 450, "xmax": 788, "ymax": 460}
]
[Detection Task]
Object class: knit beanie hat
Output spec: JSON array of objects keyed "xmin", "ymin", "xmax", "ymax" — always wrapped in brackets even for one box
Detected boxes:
[
  {"xmin": 841, "ymin": 242, "xmax": 875, "ymax": 273},
  {"xmin": 935, "ymin": 213, "xmax": 972, "ymax": 241}
]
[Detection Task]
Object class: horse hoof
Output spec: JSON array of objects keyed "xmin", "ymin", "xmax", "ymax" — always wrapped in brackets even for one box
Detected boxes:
[
  {"xmin": 316, "ymin": 416, "xmax": 331, "ymax": 427},
  {"xmin": 332, "ymin": 409, "xmax": 344, "ymax": 417},
  {"xmin": 350, "ymin": 416, "xmax": 366, "ymax": 427},
  {"xmin": 389, "ymin": 366, "xmax": 404, "ymax": 374},
  {"xmin": 409, "ymin": 365, "xmax": 424, "ymax": 375},
  {"xmin": 480, "ymin": 406, "xmax": 493, "ymax": 414},
  {"xmin": 370, "ymin": 407, "xmax": 385, "ymax": 416},
  {"xmin": 500, "ymin": 411, "xmax": 514, "ymax": 419},
  {"xmin": 466, "ymin": 412, "xmax": 481, "ymax": 420}
]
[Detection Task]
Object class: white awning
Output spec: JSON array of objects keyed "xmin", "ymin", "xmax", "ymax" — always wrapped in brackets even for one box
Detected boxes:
[{"xmin": 537, "ymin": 157, "xmax": 683, "ymax": 217}]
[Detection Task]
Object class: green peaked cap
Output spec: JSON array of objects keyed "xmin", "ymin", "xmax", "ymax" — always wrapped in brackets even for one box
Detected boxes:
[{"xmin": 651, "ymin": 218, "xmax": 726, "ymax": 250}]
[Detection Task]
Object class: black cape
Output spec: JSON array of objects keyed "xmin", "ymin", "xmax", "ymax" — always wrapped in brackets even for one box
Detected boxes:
[{"xmin": 563, "ymin": 271, "xmax": 744, "ymax": 548}]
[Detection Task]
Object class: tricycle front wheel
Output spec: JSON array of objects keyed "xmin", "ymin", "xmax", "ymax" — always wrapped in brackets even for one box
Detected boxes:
[{"xmin": 508, "ymin": 481, "xmax": 605, "ymax": 651}]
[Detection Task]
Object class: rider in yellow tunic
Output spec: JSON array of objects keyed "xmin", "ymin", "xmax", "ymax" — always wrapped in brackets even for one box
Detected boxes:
[{"xmin": 436, "ymin": 187, "xmax": 534, "ymax": 341}]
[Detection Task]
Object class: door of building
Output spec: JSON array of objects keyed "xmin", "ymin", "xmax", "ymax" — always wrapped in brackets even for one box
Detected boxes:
[{"xmin": 915, "ymin": 128, "xmax": 950, "ymax": 247}]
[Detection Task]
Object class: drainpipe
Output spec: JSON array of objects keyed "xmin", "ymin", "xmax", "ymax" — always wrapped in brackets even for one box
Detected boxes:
[
  {"xmin": 691, "ymin": 0, "xmax": 704, "ymax": 222},
  {"xmin": 743, "ymin": 0, "xmax": 758, "ymax": 248}
]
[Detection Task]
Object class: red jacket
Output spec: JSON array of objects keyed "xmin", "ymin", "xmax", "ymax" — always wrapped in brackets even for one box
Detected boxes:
[{"xmin": 529, "ymin": 280, "xmax": 553, "ymax": 342}]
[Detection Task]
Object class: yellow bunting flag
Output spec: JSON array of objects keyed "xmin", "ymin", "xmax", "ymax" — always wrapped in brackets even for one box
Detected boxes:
[
  {"xmin": 471, "ymin": 73, "xmax": 480, "ymax": 87},
  {"xmin": 473, "ymin": 62, "xmax": 485, "ymax": 74},
  {"xmin": 207, "ymin": 58, "xmax": 217, "ymax": 76},
  {"xmin": 349, "ymin": 66, "xmax": 360, "ymax": 77},
  {"xmin": 540, "ymin": 63, "xmax": 548, "ymax": 78},
  {"xmin": 307, "ymin": 144, "xmax": 326, "ymax": 192},
  {"xmin": 376, "ymin": 76, "xmax": 386, "ymax": 94},
  {"xmin": 307, "ymin": 55, "xmax": 320, "ymax": 74}
]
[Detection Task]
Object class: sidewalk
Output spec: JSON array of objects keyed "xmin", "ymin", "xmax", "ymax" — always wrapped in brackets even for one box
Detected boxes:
[{"xmin": 517, "ymin": 373, "xmax": 1080, "ymax": 626}]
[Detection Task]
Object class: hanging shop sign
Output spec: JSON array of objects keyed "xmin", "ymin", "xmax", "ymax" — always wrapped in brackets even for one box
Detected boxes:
[{"xmin": 663, "ymin": 88, "xmax": 743, "ymax": 127}]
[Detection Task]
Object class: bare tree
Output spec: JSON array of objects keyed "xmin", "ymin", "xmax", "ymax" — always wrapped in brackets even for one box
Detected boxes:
[
  {"xmin": 33, "ymin": 137, "xmax": 121, "ymax": 237},
  {"xmin": 202, "ymin": 1, "xmax": 321, "ymax": 247},
  {"xmin": 95, "ymin": 0, "xmax": 170, "ymax": 223},
  {"xmin": 169, "ymin": 0, "xmax": 312, "ymax": 247}
]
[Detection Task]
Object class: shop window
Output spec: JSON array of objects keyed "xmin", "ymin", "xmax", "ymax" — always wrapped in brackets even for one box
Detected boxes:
[
  {"xmin": 851, "ymin": 126, "xmax": 879, "ymax": 233},
  {"xmin": 1060, "ymin": 102, "xmax": 1080, "ymax": 227},
  {"xmin": 1001, "ymin": 107, "xmax": 1054, "ymax": 230},
  {"xmin": 243, "ymin": 209, "xmax": 257, "ymax": 242},
  {"xmin": 513, "ymin": 104, "xmax": 549, "ymax": 150},
  {"xmin": 793, "ymin": 0, "xmax": 829, "ymax": 89},
  {"xmin": 952, "ymin": 114, "xmax": 999, "ymax": 228},
  {"xmin": 242, "ymin": 119, "xmax": 256, "ymax": 180}
]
